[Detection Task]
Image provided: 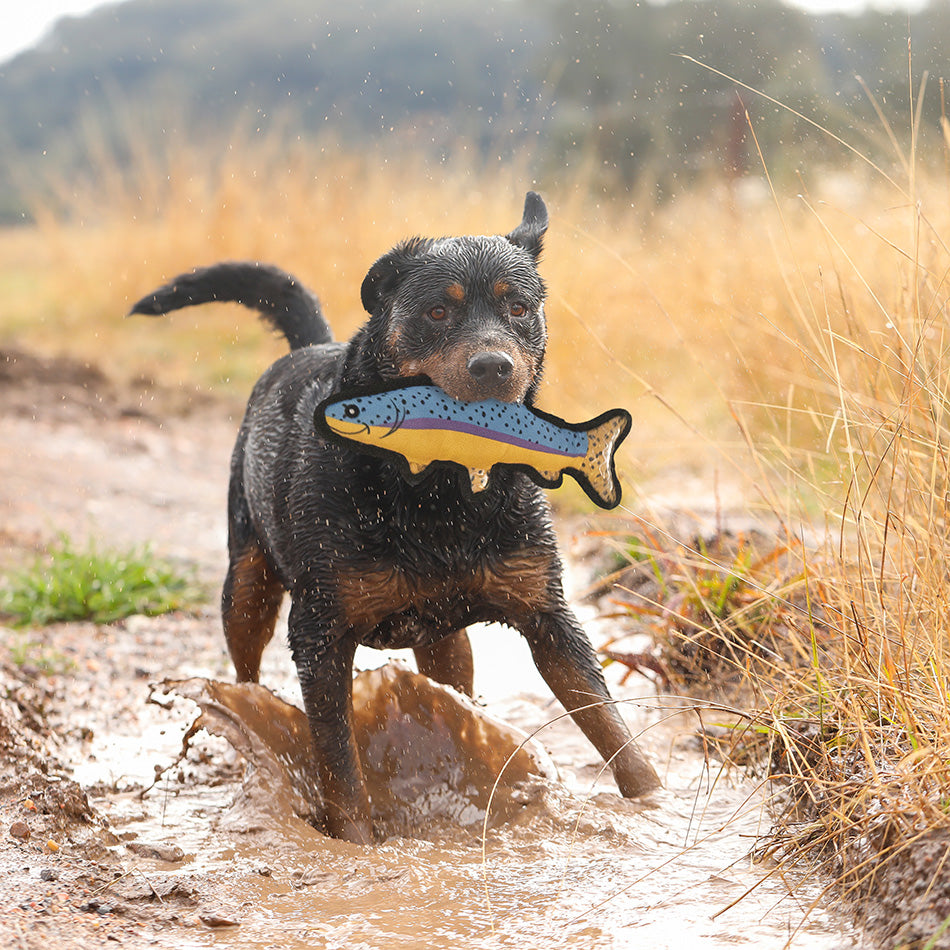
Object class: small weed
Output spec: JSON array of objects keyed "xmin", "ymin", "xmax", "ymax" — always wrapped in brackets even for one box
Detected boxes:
[
  {"xmin": 603, "ymin": 539, "xmax": 666, "ymax": 598},
  {"xmin": 0, "ymin": 536, "xmax": 202, "ymax": 627},
  {"xmin": 609, "ymin": 530, "xmax": 804, "ymax": 688},
  {"xmin": 8, "ymin": 632, "xmax": 74, "ymax": 674},
  {"xmin": 687, "ymin": 539, "xmax": 756, "ymax": 621},
  {"xmin": 620, "ymin": 535, "xmax": 653, "ymax": 565}
]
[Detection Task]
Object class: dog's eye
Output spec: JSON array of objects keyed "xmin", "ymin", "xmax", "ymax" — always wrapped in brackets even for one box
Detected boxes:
[
  {"xmin": 427, "ymin": 306, "xmax": 447, "ymax": 321},
  {"xmin": 343, "ymin": 404, "xmax": 360, "ymax": 418},
  {"xmin": 510, "ymin": 302, "xmax": 528, "ymax": 318}
]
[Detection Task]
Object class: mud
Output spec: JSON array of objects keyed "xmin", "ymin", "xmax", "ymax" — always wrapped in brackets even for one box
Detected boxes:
[
  {"xmin": 0, "ymin": 348, "xmax": 858, "ymax": 948},
  {"xmin": 160, "ymin": 665, "xmax": 558, "ymax": 836}
]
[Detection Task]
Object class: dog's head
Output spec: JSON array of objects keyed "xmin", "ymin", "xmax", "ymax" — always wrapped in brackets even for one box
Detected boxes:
[{"xmin": 360, "ymin": 192, "xmax": 549, "ymax": 404}]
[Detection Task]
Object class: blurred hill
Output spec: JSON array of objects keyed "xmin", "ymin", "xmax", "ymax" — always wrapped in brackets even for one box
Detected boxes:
[{"xmin": 1, "ymin": 0, "xmax": 949, "ymax": 220}]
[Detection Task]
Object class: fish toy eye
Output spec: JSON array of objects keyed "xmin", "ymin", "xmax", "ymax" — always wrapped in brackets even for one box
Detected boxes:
[{"xmin": 343, "ymin": 404, "xmax": 360, "ymax": 418}]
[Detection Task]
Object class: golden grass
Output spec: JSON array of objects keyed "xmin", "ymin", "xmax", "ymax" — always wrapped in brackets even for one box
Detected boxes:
[
  {"xmin": 760, "ymin": 168, "xmax": 950, "ymax": 941},
  {"xmin": 4, "ymin": 127, "xmax": 940, "ymax": 485},
  {"xmin": 4, "ymin": 116, "xmax": 950, "ymax": 938}
]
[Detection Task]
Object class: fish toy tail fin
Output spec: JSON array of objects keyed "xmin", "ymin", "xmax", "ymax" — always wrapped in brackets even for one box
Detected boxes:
[{"xmin": 577, "ymin": 409, "xmax": 632, "ymax": 508}]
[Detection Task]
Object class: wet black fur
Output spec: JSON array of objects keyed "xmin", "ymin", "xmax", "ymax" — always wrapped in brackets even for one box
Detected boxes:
[{"xmin": 130, "ymin": 194, "xmax": 658, "ymax": 840}]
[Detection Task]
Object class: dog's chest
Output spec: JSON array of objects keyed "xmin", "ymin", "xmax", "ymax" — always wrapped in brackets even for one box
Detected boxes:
[{"xmin": 333, "ymin": 540, "xmax": 557, "ymax": 647}]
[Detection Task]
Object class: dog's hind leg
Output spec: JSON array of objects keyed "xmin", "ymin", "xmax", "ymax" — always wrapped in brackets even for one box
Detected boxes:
[
  {"xmin": 221, "ymin": 540, "xmax": 284, "ymax": 683},
  {"xmin": 413, "ymin": 629, "xmax": 474, "ymax": 696}
]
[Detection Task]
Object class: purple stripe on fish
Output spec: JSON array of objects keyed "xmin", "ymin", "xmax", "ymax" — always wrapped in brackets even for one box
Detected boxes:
[{"xmin": 398, "ymin": 416, "xmax": 582, "ymax": 458}]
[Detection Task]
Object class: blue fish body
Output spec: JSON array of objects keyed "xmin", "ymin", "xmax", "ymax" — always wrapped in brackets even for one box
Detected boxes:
[{"xmin": 317, "ymin": 383, "xmax": 630, "ymax": 508}]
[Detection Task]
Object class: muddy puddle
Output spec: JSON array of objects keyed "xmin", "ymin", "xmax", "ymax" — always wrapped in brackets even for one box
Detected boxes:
[{"xmin": 70, "ymin": 630, "xmax": 855, "ymax": 950}]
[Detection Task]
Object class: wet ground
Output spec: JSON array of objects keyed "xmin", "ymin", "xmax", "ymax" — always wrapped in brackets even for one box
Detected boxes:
[{"xmin": 0, "ymin": 349, "xmax": 859, "ymax": 948}]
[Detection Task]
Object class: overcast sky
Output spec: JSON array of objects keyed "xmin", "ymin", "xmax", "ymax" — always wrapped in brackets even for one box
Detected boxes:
[
  {"xmin": 0, "ymin": 0, "xmax": 931, "ymax": 68},
  {"xmin": 3, "ymin": 1, "xmax": 108, "ymax": 64}
]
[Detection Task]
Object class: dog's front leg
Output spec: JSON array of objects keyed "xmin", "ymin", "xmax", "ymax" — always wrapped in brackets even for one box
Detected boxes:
[
  {"xmin": 521, "ymin": 608, "xmax": 661, "ymax": 798},
  {"xmin": 288, "ymin": 600, "xmax": 373, "ymax": 842}
]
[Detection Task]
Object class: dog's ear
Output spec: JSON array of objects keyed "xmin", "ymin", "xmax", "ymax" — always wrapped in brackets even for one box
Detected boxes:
[
  {"xmin": 505, "ymin": 192, "xmax": 548, "ymax": 262},
  {"xmin": 361, "ymin": 238, "xmax": 431, "ymax": 314}
]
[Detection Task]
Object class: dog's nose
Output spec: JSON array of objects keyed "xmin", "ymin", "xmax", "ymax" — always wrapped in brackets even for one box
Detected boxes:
[{"xmin": 467, "ymin": 351, "xmax": 514, "ymax": 385}]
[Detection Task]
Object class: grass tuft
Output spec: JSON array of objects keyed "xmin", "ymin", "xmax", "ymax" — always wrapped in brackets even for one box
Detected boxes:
[{"xmin": 0, "ymin": 536, "xmax": 202, "ymax": 627}]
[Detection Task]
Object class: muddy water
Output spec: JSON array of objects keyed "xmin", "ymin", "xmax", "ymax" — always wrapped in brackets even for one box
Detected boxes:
[
  {"xmin": 73, "ymin": 629, "xmax": 855, "ymax": 950},
  {"xmin": 162, "ymin": 666, "xmax": 558, "ymax": 835}
]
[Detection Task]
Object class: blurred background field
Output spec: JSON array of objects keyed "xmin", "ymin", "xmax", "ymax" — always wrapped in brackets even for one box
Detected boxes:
[
  {"xmin": 3, "ymin": 0, "xmax": 950, "ymax": 493},
  {"xmin": 1, "ymin": 131, "xmax": 946, "ymax": 504}
]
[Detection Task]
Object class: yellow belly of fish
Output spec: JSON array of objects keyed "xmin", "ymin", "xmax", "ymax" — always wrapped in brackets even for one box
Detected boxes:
[{"xmin": 346, "ymin": 423, "xmax": 580, "ymax": 472}]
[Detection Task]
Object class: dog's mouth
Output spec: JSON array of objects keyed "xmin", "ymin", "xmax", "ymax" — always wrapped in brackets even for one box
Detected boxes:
[
  {"xmin": 441, "ymin": 380, "xmax": 526, "ymax": 404},
  {"xmin": 397, "ymin": 352, "xmax": 534, "ymax": 405}
]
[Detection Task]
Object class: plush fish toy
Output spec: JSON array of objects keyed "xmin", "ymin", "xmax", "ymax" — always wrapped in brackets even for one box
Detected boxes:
[{"xmin": 315, "ymin": 381, "xmax": 631, "ymax": 509}]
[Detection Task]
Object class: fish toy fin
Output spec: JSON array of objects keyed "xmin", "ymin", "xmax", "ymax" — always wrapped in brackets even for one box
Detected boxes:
[
  {"xmin": 468, "ymin": 468, "xmax": 490, "ymax": 492},
  {"xmin": 576, "ymin": 409, "xmax": 631, "ymax": 509}
]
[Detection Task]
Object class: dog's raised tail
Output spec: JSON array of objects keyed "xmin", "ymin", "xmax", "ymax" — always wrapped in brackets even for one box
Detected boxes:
[{"xmin": 129, "ymin": 261, "xmax": 332, "ymax": 350}]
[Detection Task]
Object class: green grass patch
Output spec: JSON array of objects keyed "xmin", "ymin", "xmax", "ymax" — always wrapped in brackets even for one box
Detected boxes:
[
  {"xmin": 0, "ymin": 536, "xmax": 203, "ymax": 627},
  {"xmin": 8, "ymin": 632, "xmax": 75, "ymax": 674}
]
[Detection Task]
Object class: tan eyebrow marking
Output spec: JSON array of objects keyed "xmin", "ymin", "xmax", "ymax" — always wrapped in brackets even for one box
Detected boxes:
[
  {"xmin": 445, "ymin": 282, "xmax": 465, "ymax": 302},
  {"xmin": 493, "ymin": 280, "xmax": 511, "ymax": 297}
]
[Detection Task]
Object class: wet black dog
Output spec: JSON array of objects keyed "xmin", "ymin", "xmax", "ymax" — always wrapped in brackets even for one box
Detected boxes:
[{"xmin": 131, "ymin": 193, "xmax": 659, "ymax": 841}]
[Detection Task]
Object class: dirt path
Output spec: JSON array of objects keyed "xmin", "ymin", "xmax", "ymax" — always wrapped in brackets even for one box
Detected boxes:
[
  {"xmin": 0, "ymin": 349, "xmax": 856, "ymax": 949},
  {"xmin": 0, "ymin": 348, "xmax": 236, "ymax": 576},
  {"xmin": 0, "ymin": 349, "xmax": 239, "ymax": 947}
]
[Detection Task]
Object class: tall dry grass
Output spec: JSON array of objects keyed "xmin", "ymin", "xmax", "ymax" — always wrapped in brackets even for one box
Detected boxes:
[
  {"xmin": 751, "ymin": 141, "xmax": 950, "ymax": 941},
  {"xmin": 593, "ymin": 107, "xmax": 950, "ymax": 940},
  {"xmin": 3, "ymin": 124, "xmax": 936, "ymax": 489}
]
